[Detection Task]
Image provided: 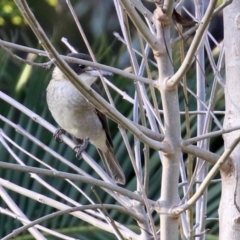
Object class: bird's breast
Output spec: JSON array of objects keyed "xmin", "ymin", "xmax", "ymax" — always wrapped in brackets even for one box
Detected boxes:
[{"xmin": 46, "ymin": 79, "xmax": 104, "ymax": 141}]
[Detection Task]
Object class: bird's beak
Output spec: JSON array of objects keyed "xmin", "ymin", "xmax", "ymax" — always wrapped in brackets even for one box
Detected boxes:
[{"xmin": 86, "ymin": 68, "xmax": 113, "ymax": 77}]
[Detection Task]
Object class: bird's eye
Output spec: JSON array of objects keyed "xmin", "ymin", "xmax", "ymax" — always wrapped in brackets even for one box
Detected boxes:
[{"xmin": 79, "ymin": 65, "xmax": 85, "ymax": 69}]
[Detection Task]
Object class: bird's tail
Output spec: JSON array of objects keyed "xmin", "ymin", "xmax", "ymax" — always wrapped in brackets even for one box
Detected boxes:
[{"xmin": 97, "ymin": 142, "xmax": 125, "ymax": 185}]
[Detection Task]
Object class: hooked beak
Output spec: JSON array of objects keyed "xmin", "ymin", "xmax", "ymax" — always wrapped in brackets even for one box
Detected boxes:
[{"xmin": 86, "ymin": 68, "xmax": 113, "ymax": 77}]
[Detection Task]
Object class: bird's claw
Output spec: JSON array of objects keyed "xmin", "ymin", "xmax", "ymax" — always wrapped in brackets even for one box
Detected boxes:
[
  {"xmin": 74, "ymin": 138, "xmax": 89, "ymax": 159},
  {"xmin": 53, "ymin": 128, "xmax": 66, "ymax": 143}
]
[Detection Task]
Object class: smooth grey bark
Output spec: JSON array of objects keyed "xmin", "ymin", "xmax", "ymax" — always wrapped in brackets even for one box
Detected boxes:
[
  {"xmin": 154, "ymin": 17, "xmax": 181, "ymax": 239},
  {"xmin": 220, "ymin": 0, "xmax": 240, "ymax": 238}
]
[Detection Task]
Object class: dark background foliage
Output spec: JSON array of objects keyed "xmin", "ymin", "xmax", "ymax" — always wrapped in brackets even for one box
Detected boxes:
[{"xmin": 0, "ymin": 1, "xmax": 223, "ymax": 239}]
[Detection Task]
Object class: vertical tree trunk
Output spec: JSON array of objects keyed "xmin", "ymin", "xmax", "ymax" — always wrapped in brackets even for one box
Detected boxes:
[
  {"xmin": 155, "ymin": 18, "xmax": 181, "ymax": 240},
  {"xmin": 220, "ymin": 1, "xmax": 240, "ymax": 238}
]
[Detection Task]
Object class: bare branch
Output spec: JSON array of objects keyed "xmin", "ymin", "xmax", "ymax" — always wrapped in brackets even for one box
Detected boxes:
[
  {"xmin": 120, "ymin": 0, "xmax": 162, "ymax": 52},
  {"xmin": 0, "ymin": 41, "xmax": 55, "ymax": 68},
  {"xmin": 0, "ymin": 186, "xmax": 46, "ymax": 239},
  {"xmin": 0, "ymin": 39, "xmax": 153, "ymax": 85},
  {"xmin": 183, "ymin": 125, "xmax": 240, "ymax": 146},
  {"xmin": 0, "ymin": 161, "xmax": 156, "ymax": 205},
  {"xmin": 166, "ymin": 0, "xmax": 218, "ymax": 89},
  {"xmin": 13, "ymin": 0, "xmax": 169, "ymax": 152},
  {"xmin": 3, "ymin": 204, "xmax": 144, "ymax": 240},
  {"xmin": 162, "ymin": 0, "xmax": 175, "ymax": 17},
  {"xmin": 0, "ymin": 178, "xmax": 139, "ymax": 239},
  {"xmin": 172, "ymin": 133, "xmax": 240, "ymax": 216},
  {"xmin": 65, "ymin": 0, "xmax": 115, "ymax": 107},
  {"xmin": 0, "ymin": 207, "xmax": 74, "ymax": 240},
  {"xmin": 181, "ymin": 144, "xmax": 222, "ymax": 166}
]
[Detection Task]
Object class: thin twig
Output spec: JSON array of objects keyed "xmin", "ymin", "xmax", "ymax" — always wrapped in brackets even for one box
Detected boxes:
[
  {"xmin": 0, "ymin": 161, "xmax": 156, "ymax": 205},
  {"xmin": 92, "ymin": 187, "xmax": 125, "ymax": 240},
  {"xmin": 65, "ymin": 0, "xmax": 115, "ymax": 106},
  {"xmin": 0, "ymin": 41, "xmax": 55, "ymax": 68},
  {"xmin": 166, "ymin": 0, "xmax": 218, "ymax": 89},
  {"xmin": 2, "ymin": 204, "xmax": 141, "ymax": 240},
  {"xmin": 172, "ymin": 134, "xmax": 240, "ymax": 216},
  {"xmin": 0, "ymin": 207, "xmax": 75, "ymax": 240},
  {"xmin": 183, "ymin": 125, "xmax": 240, "ymax": 146},
  {"xmin": 0, "ymin": 39, "xmax": 153, "ymax": 85}
]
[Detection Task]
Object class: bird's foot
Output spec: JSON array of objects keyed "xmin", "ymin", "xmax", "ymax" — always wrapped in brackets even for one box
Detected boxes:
[
  {"xmin": 53, "ymin": 128, "xmax": 66, "ymax": 143},
  {"xmin": 73, "ymin": 138, "xmax": 89, "ymax": 159}
]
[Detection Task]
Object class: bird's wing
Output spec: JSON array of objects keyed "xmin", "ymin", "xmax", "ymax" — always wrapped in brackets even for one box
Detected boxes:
[{"xmin": 91, "ymin": 83, "xmax": 114, "ymax": 148}]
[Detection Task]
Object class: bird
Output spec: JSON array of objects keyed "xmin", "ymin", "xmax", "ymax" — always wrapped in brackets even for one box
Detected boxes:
[{"xmin": 46, "ymin": 52, "xmax": 125, "ymax": 185}]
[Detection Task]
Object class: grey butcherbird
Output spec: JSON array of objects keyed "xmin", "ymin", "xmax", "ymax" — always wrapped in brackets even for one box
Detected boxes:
[{"xmin": 46, "ymin": 53, "xmax": 125, "ymax": 185}]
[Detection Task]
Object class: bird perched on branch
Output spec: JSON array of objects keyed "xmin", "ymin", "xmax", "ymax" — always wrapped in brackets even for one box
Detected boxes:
[{"xmin": 46, "ymin": 53, "xmax": 125, "ymax": 185}]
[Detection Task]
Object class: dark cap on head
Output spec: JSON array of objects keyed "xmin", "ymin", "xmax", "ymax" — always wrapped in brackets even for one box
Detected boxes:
[{"xmin": 66, "ymin": 53, "xmax": 93, "ymax": 75}]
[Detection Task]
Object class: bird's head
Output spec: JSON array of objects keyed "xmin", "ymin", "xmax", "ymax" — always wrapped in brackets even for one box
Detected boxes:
[{"xmin": 66, "ymin": 53, "xmax": 112, "ymax": 85}]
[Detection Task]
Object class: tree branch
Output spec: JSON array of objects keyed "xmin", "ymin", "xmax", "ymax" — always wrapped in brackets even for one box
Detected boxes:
[
  {"xmin": 172, "ymin": 133, "xmax": 240, "ymax": 216},
  {"xmin": 0, "ymin": 178, "xmax": 139, "ymax": 239},
  {"xmin": 183, "ymin": 125, "xmax": 240, "ymax": 146},
  {"xmin": 165, "ymin": 0, "xmax": 218, "ymax": 89},
  {"xmin": 120, "ymin": 0, "xmax": 163, "ymax": 52},
  {"xmin": 0, "ymin": 39, "xmax": 153, "ymax": 85},
  {"xmin": 0, "ymin": 207, "xmax": 73, "ymax": 240},
  {"xmin": 181, "ymin": 144, "xmax": 228, "ymax": 169},
  {"xmin": 0, "ymin": 161, "xmax": 156, "ymax": 205},
  {"xmin": 3, "ymin": 204, "xmax": 144, "ymax": 240},
  {"xmin": 13, "ymin": 0, "xmax": 169, "ymax": 152}
]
